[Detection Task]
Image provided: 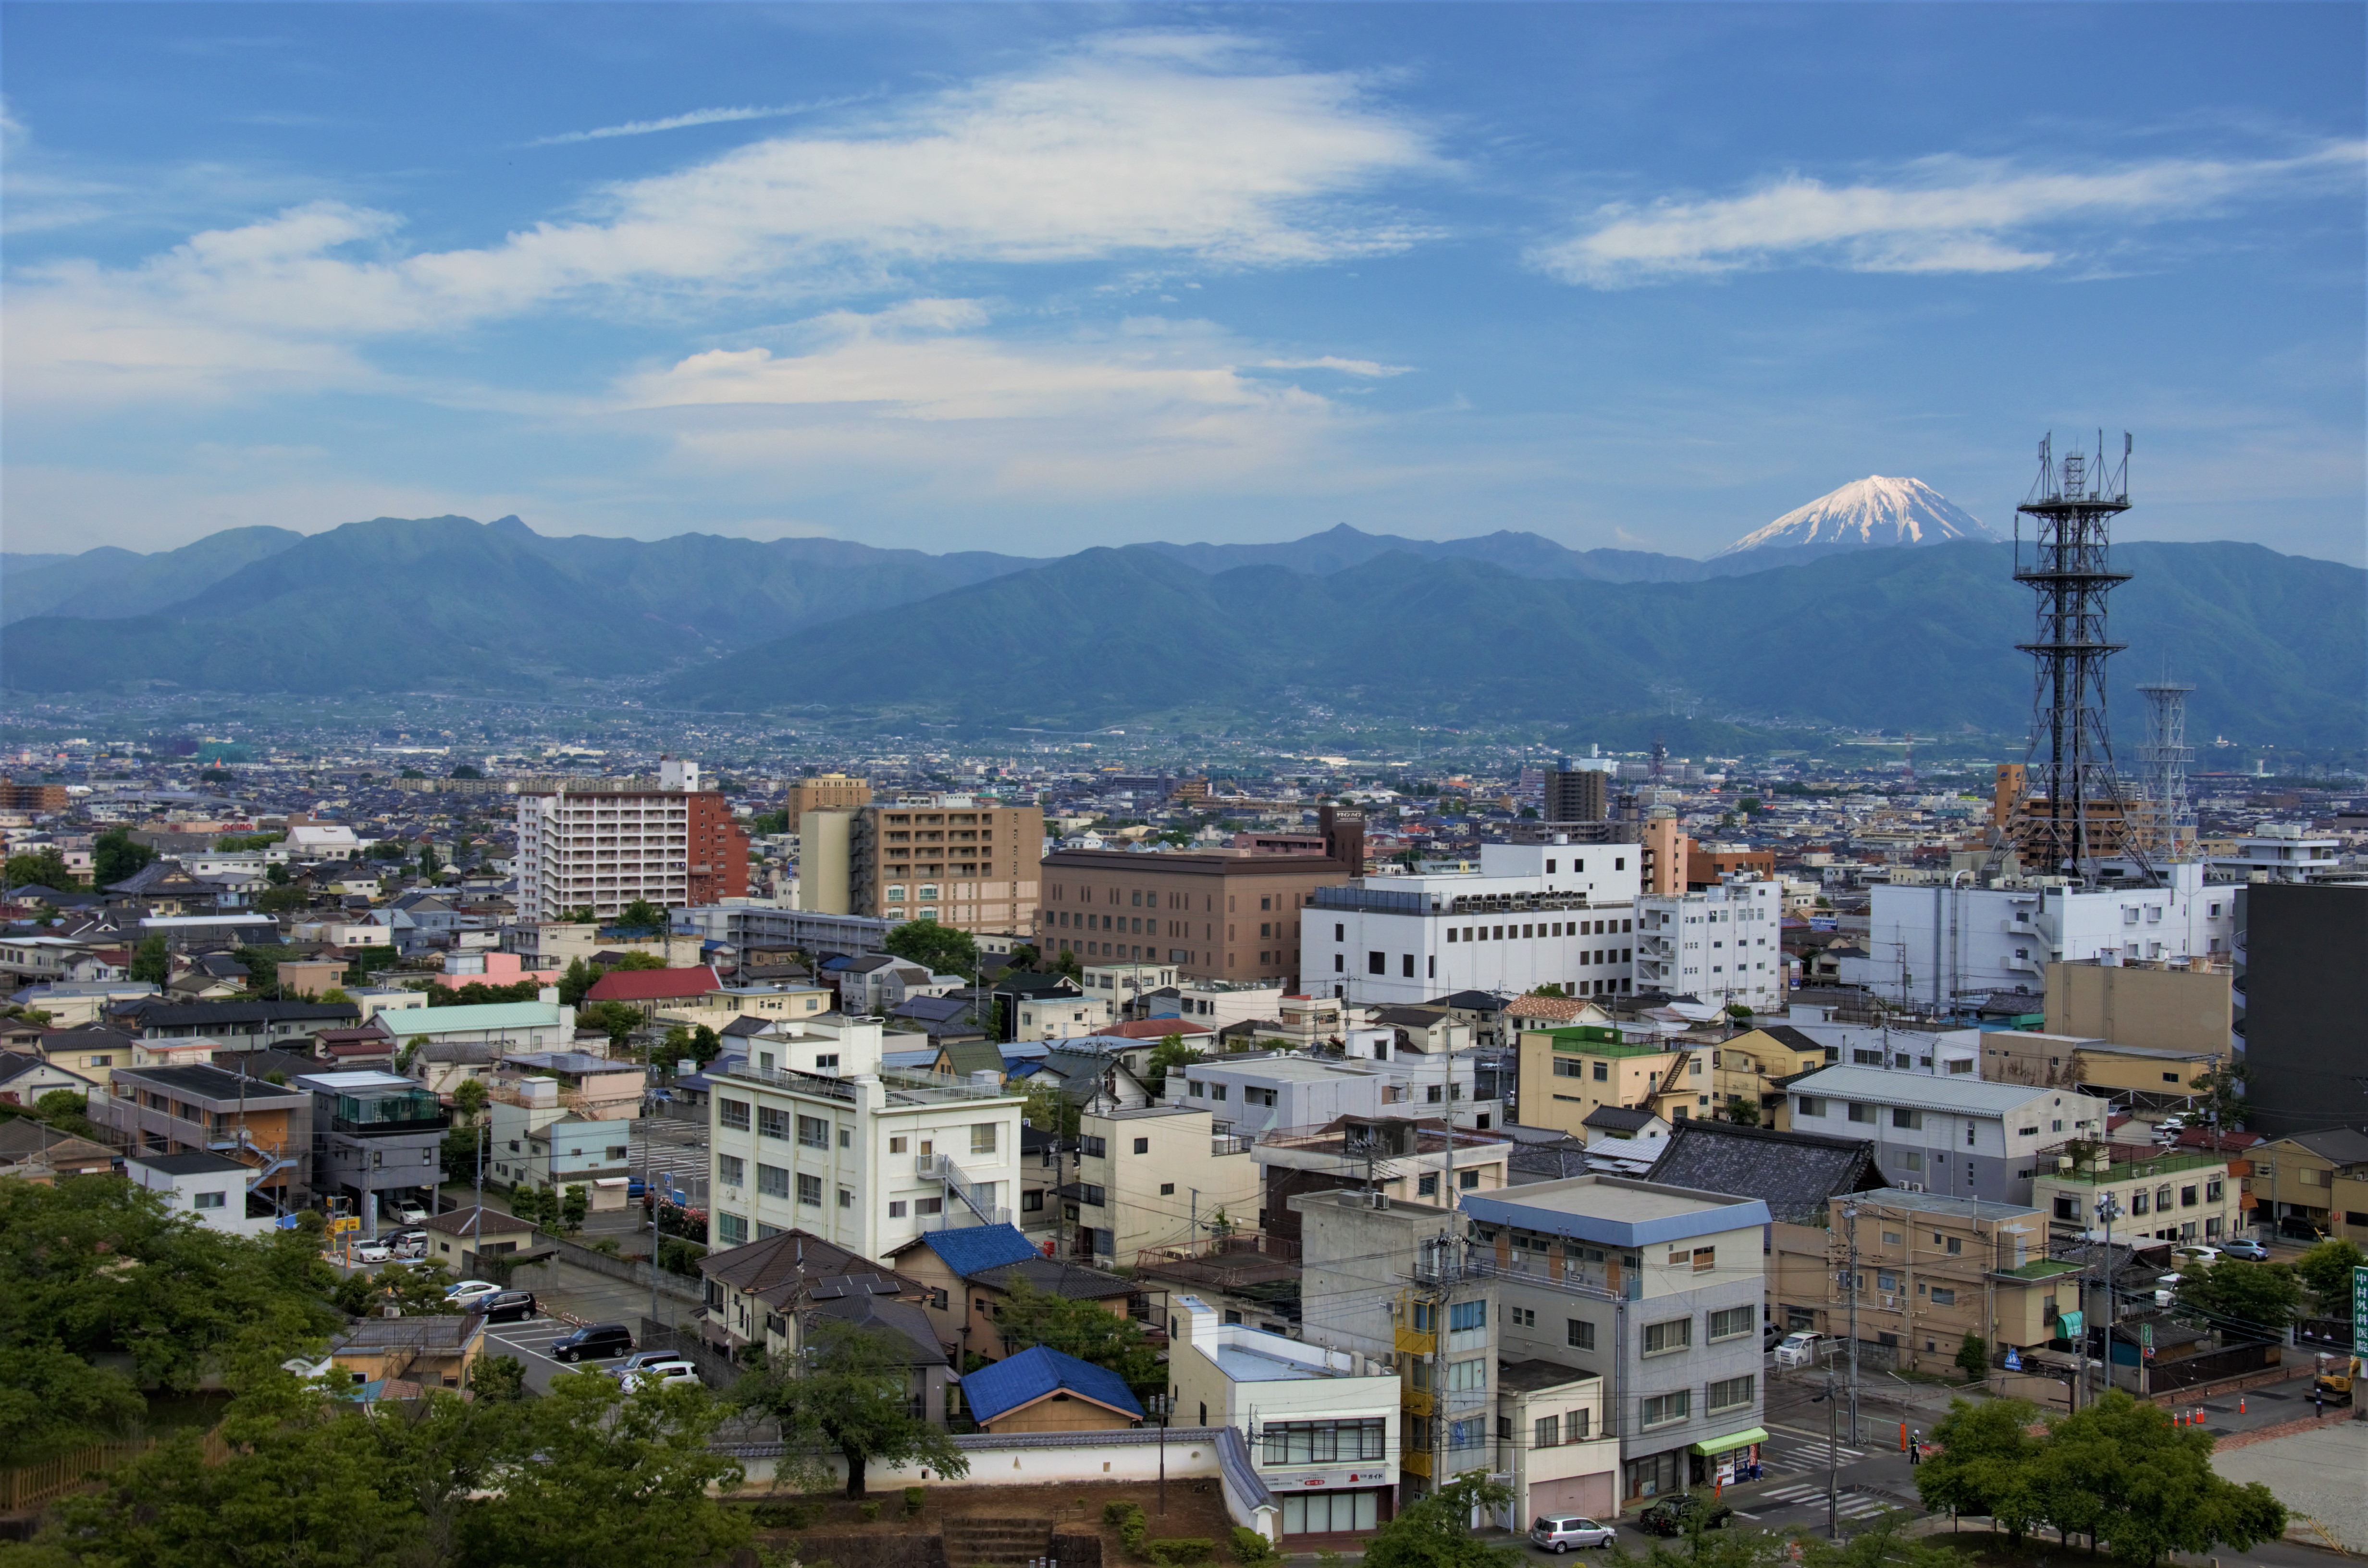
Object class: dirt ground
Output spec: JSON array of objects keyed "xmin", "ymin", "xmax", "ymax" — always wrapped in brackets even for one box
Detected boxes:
[{"xmin": 745, "ymin": 1480, "xmax": 1237, "ymax": 1556}]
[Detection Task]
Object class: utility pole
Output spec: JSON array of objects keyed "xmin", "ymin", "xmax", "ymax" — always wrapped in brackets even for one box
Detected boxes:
[
  {"xmin": 647, "ymin": 1122, "xmax": 661, "ymax": 1336},
  {"xmin": 1823, "ymin": 1353, "xmax": 1841, "ymax": 1539},
  {"xmin": 1843, "ymin": 1204, "xmax": 1862, "ymax": 1446}
]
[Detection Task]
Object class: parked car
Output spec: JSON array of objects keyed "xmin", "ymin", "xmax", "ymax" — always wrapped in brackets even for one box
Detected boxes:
[
  {"xmin": 2154, "ymin": 1273, "xmax": 2183, "ymax": 1307},
  {"xmin": 2278, "ymin": 1215, "xmax": 2327, "ymax": 1243},
  {"xmin": 444, "ymin": 1280, "xmax": 501, "ymax": 1305},
  {"xmin": 469, "ymin": 1289, "xmax": 538, "ymax": 1324},
  {"xmin": 2171, "ymin": 1244, "xmax": 2222, "ymax": 1267},
  {"xmin": 351, "ymin": 1240, "xmax": 392, "ymax": 1264},
  {"xmin": 1773, "ymin": 1331, "xmax": 1822, "ymax": 1369},
  {"xmin": 2221, "ymin": 1237, "xmax": 2272, "ymax": 1262},
  {"xmin": 391, "ymin": 1203, "xmax": 429, "ymax": 1226},
  {"xmin": 614, "ymin": 1351, "xmax": 694, "ymax": 1374},
  {"xmin": 617, "ymin": 1360, "xmax": 701, "ymax": 1392},
  {"xmin": 389, "ymin": 1236, "xmax": 428, "ymax": 1260},
  {"xmin": 551, "ymin": 1324, "xmax": 635, "ymax": 1364},
  {"xmin": 1636, "ymin": 1495, "xmax": 1733, "ymax": 1537},
  {"xmin": 1530, "ymin": 1516, "xmax": 1617, "ymax": 1552}
]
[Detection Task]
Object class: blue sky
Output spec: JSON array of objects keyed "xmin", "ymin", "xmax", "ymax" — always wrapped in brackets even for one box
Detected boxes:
[{"xmin": 5, "ymin": 3, "xmax": 2362, "ymax": 564}]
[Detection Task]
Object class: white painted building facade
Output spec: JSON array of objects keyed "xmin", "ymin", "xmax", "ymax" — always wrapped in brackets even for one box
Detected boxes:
[
  {"xmin": 1302, "ymin": 842, "xmax": 1642, "ymax": 1007},
  {"xmin": 1633, "ymin": 879, "xmax": 1785, "ymax": 1012}
]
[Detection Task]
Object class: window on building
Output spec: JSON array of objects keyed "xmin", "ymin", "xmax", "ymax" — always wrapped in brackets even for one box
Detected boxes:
[
  {"xmin": 1368, "ymin": 951, "xmax": 1386, "ymax": 976},
  {"xmin": 1930, "ymin": 1288, "xmax": 1957, "ymax": 1306},
  {"xmin": 1459, "ymin": 1169, "xmax": 1480, "ymax": 1190},
  {"xmin": 796, "ymin": 1174, "xmax": 822, "ymax": 1207},
  {"xmin": 1079, "ymin": 1135, "xmax": 1107, "ymax": 1159},
  {"xmin": 1642, "ymin": 1318, "xmax": 1691, "ymax": 1355},
  {"xmin": 1534, "ymin": 1414, "xmax": 1560, "ymax": 1449},
  {"xmin": 1448, "ymin": 1300, "xmax": 1486, "ymax": 1333},
  {"xmin": 757, "ymin": 1106, "xmax": 789, "ymax": 1140},
  {"xmin": 716, "ymin": 1213, "xmax": 748, "ymax": 1246},
  {"xmin": 1418, "ymin": 1174, "xmax": 1439, "ymax": 1197},
  {"xmin": 1707, "ymin": 1375, "xmax": 1754, "ymax": 1413},
  {"xmin": 758, "ymin": 1164, "xmax": 789, "ymax": 1198},
  {"xmin": 1797, "ymin": 1096, "xmax": 1825, "ymax": 1118},
  {"xmin": 1640, "ymin": 1391, "xmax": 1690, "ymax": 1428},
  {"xmin": 718, "ymin": 1155, "xmax": 745, "ymax": 1187},
  {"xmin": 1566, "ymin": 1319, "xmax": 1596, "ymax": 1350},
  {"xmin": 797, "ymin": 1115, "xmax": 829, "ymax": 1149},
  {"xmin": 888, "ymin": 1200, "xmax": 907, "ymax": 1218},
  {"xmin": 193, "ymin": 1190, "xmax": 226, "ymax": 1210},
  {"xmin": 971, "ymin": 1123, "xmax": 998, "ymax": 1155},
  {"xmin": 1708, "ymin": 1306, "xmax": 1755, "ymax": 1341},
  {"xmin": 720, "ymin": 1098, "xmax": 751, "ymax": 1131},
  {"xmin": 1893, "ymin": 1108, "xmax": 1923, "ymax": 1130},
  {"xmin": 1848, "ymin": 1103, "xmax": 1873, "ymax": 1123},
  {"xmin": 1260, "ymin": 1420, "xmax": 1386, "ymax": 1465}
]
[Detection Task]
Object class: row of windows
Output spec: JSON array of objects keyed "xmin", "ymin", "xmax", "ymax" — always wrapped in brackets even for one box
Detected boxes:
[
  {"xmin": 1635, "ymin": 1375, "xmax": 1754, "ymax": 1430},
  {"xmin": 1050, "ymin": 886, "xmax": 1315, "ymax": 913},
  {"xmin": 1443, "ymin": 919, "xmax": 1633, "ymax": 943},
  {"xmin": 1260, "ymin": 1419, "xmax": 1386, "ymax": 1465}
]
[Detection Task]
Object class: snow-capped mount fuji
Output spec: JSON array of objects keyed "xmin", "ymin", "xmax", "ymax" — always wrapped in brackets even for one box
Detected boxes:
[{"xmin": 1713, "ymin": 476, "xmax": 1998, "ymax": 559}]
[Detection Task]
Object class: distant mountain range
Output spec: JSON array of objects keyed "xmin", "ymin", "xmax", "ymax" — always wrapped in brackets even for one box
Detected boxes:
[{"xmin": 3, "ymin": 506, "xmax": 2359, "ymax": 749}]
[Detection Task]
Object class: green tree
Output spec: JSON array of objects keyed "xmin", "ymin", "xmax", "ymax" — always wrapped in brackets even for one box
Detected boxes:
[
  {"xmin": 450, "ymin": 1077, "xmax": 490, "ymax": 1123},
  {"xmin": 2291, "ymin": 1237, "xmax": 2368, "ymax": 1313},
  {"xmin": 235, "ymin": 944, "xmax": 284, "ymax": 997},
  {"xmin": 992, "ymin": 1278, "xmax": 1162, "ymax": 1397},
  {"xmin": 418, "ymin": 844, "xmax": 441, "ymax": 881},
  {"xmin": 2174, "ymin": 1258, "xmax": 2305, "ymax": 1341},
  {"xmin": 1721, "ymin": 1095, "xmax": 1762, "ymax": 1126},
  {"xmin": 257, "ymin": 884, "xmax": 310, "ymax": 913},
  {"xmin": 0, "ymin": 1342, "xmax": 148, "ymax": 1465},
  {"xmin": 127, "ymin": 933, "xmax": 172, "ymax": 986},
  {"xmin": 733, "ymin": 1319, "xmax": 968, "ymax": 1499},
  {"xmin": 1144, "ymin": 1033, "xmax": 1202, "ymax": 1095},
  {"xmin": 558, "ymin": 956, "xmax": 597, "ymax": 1006},
  {"xmin": 441, "ymin": 1124, "xmax": 487, "ymax": 1186},
  {"xmin": 32, "ymin": 1088, "xmax": 102, "ymax": 1141},
  {"xmin": 1913, "ymin": 1396, "xmax": 2047, "ymax": 1548},
  {"xmin": 1361, "ymin": 1472, "xmax": 1520, "ymax": 1568},
  {"xmin": 3, "ymin": 849, "xmax": 76, "ymax": 889},
  {"xmin": 1953, "ymin": 1331, "xmax": 1988, "ymax": 1380},
  {"xmin": 884, "ymin": 917, "xmax": 977, "ymax": 979},
  {"xmin": 2032, "ymin": 1389, "xmax": 2286, "ymax": 1566},
  {"xmin": 90, "ymin": 828, "xmax": 154, "ymax": 887},
  {"xmin": 264, "ymin": 860, "xmax": 290, "ymax": 886},
  {"xmin": 1005, "ymin": 943, "xmax": 1041, "ymax": 970},
  {"xmin": 2187, "ymin": 1062, "xmax": 2246, "ymax": 1133},
  {"xmin": 559, "ymin": 1186, "xmax": 588, "ymax": 1233},
  {"xmin": 1049, "ymin": 946, "xmax": 1083, "ymax": 983},
  {"xmin": 1021, "ymin": 1077, "xmax": 1079, "ymax": 1138},
  {"xmin": 577, "ymin": 1001, "xmax": 643, "ymax": 1052},
  {"xmin": 617, "ymin": 897, "xmax": 666, "ymax": 932},
  {"xmin": 332, "ymin": 1260, "xmax": 457, "ymax": 1318},
  {"xmin": 468, "ymin": 1354, "xmax": 527, "ymax": 1402}
]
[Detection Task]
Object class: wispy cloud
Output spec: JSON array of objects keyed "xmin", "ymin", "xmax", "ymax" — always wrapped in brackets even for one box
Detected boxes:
[
  {"xmin": 524, "ymin": 98, "xmax": 869, "ymax": 147},
  {"xmin": 1531, "ymin": 143, "xmax": 2367, "ymax": 287},
  {"xmin": 9, "ymin": 31, "xmax": 1444, "ymax": 407}
]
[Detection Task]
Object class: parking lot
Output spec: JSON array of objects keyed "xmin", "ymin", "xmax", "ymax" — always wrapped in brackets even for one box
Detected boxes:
[{"xmin": 482, "ymin": 1318, "xmax": 640, "ymax": 1396}]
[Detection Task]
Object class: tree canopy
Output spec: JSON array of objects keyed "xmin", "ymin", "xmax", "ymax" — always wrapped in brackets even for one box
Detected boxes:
[
  {"xmin": 884, "ymin": 918, "xmax": 977, "ymax": 979},
  {"xmin": 2292, "ymin": 1237, "xmax": 2368, "ymax": 1313},
  {"xmin": 992, "ymin": 1277, "xmax": 1162, "ymax": 1397},
  {"xmin": 733, "ymin": 1318, "xmax": 967, "ymax": 1498},
  {"xmin": 4, "ymin": 850, "xmax": 78, "ymax": 890},
  {"xmin": 91, "ymin": 829, "xmax": 154, "ymax": 888},
  {"xmin": 1915, "ymin": 1391, "xmax": 2285, "ymax": 1566},
  {"xmin": 2172, "ymin": 1258, "xmax": 2305, "ymax": 1341},
  {"xmin": 1361, "ymin": 1472, "xmax": 1522, "ymax": 1568},
  {"xmin": 127, "ymin": 935, "xmax": 171, "ymax": 987}
]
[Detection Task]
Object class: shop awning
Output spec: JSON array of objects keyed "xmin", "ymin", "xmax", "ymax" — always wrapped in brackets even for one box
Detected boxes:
[{"xmin": 1689, "ymin": 1427, "xmax": 1769, "ymax": 1456}]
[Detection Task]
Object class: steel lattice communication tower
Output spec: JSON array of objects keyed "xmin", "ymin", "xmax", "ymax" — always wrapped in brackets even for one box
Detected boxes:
[
  {"xmin": 2135, "ymin": 673, "xmax": 2195, "ymax": 855},
  {"xmin": 2013, "ymin": 431, "xmax": 2145, "ymax": 883}
]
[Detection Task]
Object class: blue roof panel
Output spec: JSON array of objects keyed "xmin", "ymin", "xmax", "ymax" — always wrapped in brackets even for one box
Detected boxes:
[
  {"xmin": 918, "ymin": 1223, "xmax": 1040, "ymax": 1279},
  {"xmin": 962, "ymin": 1345, "xmax": 1143, "ymax": 1425}
]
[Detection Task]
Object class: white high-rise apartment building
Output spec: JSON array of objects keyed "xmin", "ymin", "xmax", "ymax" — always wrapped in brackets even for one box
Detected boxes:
[
  {"xmin": 1634, "ymin": 878, "xmax": 1785, "ymax": 1012},
  {"xmin": 1303, "ymin": 841, "xmax": 1642, "ymax": 1006},
  {"xmin": 515, "ymin": 759, "xmax": 748, "ymax": 922}
]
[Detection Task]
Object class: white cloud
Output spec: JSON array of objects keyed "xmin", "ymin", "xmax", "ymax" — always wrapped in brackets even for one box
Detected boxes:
[
  {"xmin": 614, "ymin": 301, "xmax": 1378, "ymax": 500},
  {"xmin": 524, "ymin": 98, "xmax": 871, "ymax": 147},
  {"xmin": 1531, "ymin": 143, "xmax": 2367, "ymax": 287},
  {"xmin": 6, "ymin": 32, "xmax": 1442, "ymax": 407}
]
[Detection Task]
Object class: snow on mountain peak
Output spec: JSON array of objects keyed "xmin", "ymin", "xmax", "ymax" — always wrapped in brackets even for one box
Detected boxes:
[{"xmin": 1713, "ymin": 476, "xmax": 1998, "ymax": 558}]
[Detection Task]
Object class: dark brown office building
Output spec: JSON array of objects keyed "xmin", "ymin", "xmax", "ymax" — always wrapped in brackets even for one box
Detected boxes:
[
  {"xmin": 1543, "ymin": 769, "xmax": 1608, "ymax": 824},
  {"xmin": 1039, "ymin": 809, "xmax": 1362, "ymax": 989}
]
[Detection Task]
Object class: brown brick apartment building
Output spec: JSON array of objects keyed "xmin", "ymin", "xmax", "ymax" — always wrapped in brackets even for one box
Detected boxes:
[
  {"xmin": 847, "ymin": 800, "xmax": 1043, "ymax": 935},
  {"xmin": 1039, "ymin": 810, "xmax": 1363, "ymax": 989}
]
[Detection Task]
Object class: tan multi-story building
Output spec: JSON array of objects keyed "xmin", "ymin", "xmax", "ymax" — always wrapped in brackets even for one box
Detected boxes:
[
  {"xmin": 1819, "ymin": 1189, "xmax": 2058, "ymax": 1374},
  {"xmin": 1518, "ymin": 1025, "xmax": 1712, "ymax": 1137},
  {"xmin": 2044, "ymin": 957, "xmax": 2234, "ymax": 1058},
  {"xmin": 2031, "ymin": 1139, "xmax": 2240, "ymax": 1246},
  {"xmin": 1039, "ymin": 809, "xmax": 1361, "ymax": 989},
  {"xmin": 785, "ymin": 773, "xmax": 870, "ymax": 836},
  {"xmin": 845, "ymin": 797, "xmax": 1042, "ymax": 935},
  {"xmin": 2248, "ymin": 1127, "xmax": 2368, "ymax": 1246}
]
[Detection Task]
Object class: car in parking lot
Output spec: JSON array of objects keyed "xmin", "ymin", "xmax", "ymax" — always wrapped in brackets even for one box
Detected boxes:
[
  {"xmin": 2220, "ymin": 1237, "xmax": 2272, "ymax": 1262},
  {"xmin": 2153, "ymin": 1273, "xmax": 2183, "ymax": 1307},
  {"xmin": 390, "ymin": 1202, "xmax": 429, "ymax": 1226},
  {"xmin": 2171, "ymin": 1244, "xmax": 2222, "ymax": 1268},
  {"xmin": 551, "ymin": 1323, "xmax": 635, "ymax": 1364},
  {"xmin": 1636, "ymin": 1495, "xmax": 1733, "ymax": 1537},
  {"xmin": 2277, "ymin": 1215, "xmax": 2327, "ymax": 1243},
  {"xmin": 1773, "ymin": 1330, "xmax": 1822, "ymax": 1368},
  {"xmin": 612, "ymin": 1351, "xmax": 691, "ymax": 1375},
  {"xmin": 444, "ymin": 1279, "xmax": 502, "ymax": 1306},
  {"xmin": 468, "ymin": 1289, "xmax": 538, "ymax": 1324},
  {"xmin": 351, "ymin": 1239, "xmax": 392, "ymax": 1264},
  {"xmin": 1530, "ymin": 1516, "xmax": 1616, "ymax": 1552},
  {"xmin": 616, "ymin": 1359, "xmax": 701, "ymax": 1392}
]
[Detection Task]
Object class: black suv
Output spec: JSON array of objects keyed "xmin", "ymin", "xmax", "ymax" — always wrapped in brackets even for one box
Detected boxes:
[
  {"xmin": 1636, "ymin": 1495, "xmax": 1735, "ymax": 1537},
  {"xmin": 551, "ymin": 1323, "xmax": 634, "ymax": 1363},
  {"xmin": 470, "ymin": 1289, "xmax": 538, "ymax": 1324}
]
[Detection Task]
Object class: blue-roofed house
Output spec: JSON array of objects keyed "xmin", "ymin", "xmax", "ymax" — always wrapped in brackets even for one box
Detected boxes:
[
  {"xmin": 886, "ymin": 1221, "xmax": 1137, "ymax": 1361},
  {"xmin": 961, "ymin": 1345, "xmax": 1143, "ymax": 1433}
]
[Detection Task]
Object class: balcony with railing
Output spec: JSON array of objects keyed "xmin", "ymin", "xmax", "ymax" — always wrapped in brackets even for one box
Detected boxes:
[
  {"xmin": 1413, "ymin": 1237, "xmax": 1634, "ymax": 1301},
  {"xmin": 1135, "ymin": 1231, "xmax": 1300, "ymax": 1291}
]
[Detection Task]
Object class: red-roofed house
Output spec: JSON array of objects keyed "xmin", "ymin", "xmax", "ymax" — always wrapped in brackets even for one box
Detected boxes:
[
  {"xmin": 583, "ymin": 965, "xmax": 723, "ymax": 1018},
  {"xmin": 1099, "ymin": 1018, "xmax": 1215, "ymax": 1044}
]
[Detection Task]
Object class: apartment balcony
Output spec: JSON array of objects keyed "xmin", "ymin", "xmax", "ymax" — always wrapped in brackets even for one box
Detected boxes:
[
  {"xmin": 1415, "ymin": 1239, "xmax": 1635, "ymax": 1302},
  {"xmin": 1136, "ymin": 1231, "xmax": 1299, "ymax": 1291}
]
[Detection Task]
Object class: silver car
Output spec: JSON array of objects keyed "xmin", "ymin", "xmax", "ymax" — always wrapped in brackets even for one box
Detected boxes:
[{"xmin": 1531, "ymin": 1517, "xmax": 1616, "ymax": 1552}]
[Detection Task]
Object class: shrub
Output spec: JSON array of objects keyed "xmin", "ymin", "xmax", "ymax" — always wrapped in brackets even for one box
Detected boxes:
[
  {"xmin": 750, "ymin": 1501, "xmax": 823, "ymax": 1529},
  {"xmin": 904, "ymin": 1485, "xmax": 926, "ymax": 1517},
  {"xmin": 1146, "ymin": 1540, "xmax": 1214, "ymax": 1566},
  {"xmin": 860, "ymin": 1500, "xmax": 882, "ymax": 1522},
  {"xmin": 1228, "ymin": 1528, "xmax": 1276, "ymax": 1564},
  {"xmin": 1107, "ymin": 1502, "xmax": 1148, "ymax": 1556}
]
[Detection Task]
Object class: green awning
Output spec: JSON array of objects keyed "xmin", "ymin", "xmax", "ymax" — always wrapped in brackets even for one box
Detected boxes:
[{"xmin": 1689, "ymin": 1427, "xmax": 1769, "ymax": 1456}]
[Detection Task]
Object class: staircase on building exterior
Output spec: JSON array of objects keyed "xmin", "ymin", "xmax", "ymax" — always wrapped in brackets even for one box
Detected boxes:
[{"xmin": 916, "ymin": 1153, "xmax": 1012, "ymax": 1228}]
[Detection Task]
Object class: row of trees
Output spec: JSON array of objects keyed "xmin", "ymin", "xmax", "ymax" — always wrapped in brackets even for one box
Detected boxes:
[{"xmin": 2172, "ymin": 1238, "xmax": 2366, "ymax": 1341}]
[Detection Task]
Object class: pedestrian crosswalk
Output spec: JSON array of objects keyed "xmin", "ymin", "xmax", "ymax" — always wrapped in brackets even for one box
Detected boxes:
[
  {"xmin": 1758, "ymin": 1424, "xmax": 1868, "ymax": 1474},
  {"xmin": 1750, "ymin": 1484, "xmax": 1897, "ymax": 1521}
]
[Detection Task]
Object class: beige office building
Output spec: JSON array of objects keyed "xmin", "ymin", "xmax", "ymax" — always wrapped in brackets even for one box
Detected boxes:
[
  {"xmin": 843, "ymin": 798, "xmax": 1043, "ymax": 935},
  {"xmin": 786, "ymin": 773, "xmax": 871, "ymax": 835}
]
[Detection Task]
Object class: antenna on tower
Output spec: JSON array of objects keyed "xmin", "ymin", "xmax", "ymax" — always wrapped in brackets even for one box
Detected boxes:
[{"xmin": 2009, "ymin": 430, "xmax": 2153, "ymax": 887}]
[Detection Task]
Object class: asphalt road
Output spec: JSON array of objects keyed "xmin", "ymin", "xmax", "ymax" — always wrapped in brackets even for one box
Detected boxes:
[{"xmin": 483, "ymin": 1317, "xmax": 642, "ymax": 1396}]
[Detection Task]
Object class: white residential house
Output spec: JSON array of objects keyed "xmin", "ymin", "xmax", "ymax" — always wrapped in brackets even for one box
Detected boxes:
[
  {"xmin": 1633, "ymin": 879, "xmax": 1785, "ymax": 1012},
  {"xmin": 124, "ymin": 1151, "xmax": 276, "ymax": 1237},
  {"xmin": 1785, "ymin": 1065, "xmax": 2110, "ymax": 1206},
  {"xmin": 706, "ymin": 1015, "xmax": 1027, "ymax": 1260},
  {"xmin": 1303, "ymin": 842, "xmax": 1643, "ymax": 1007}
]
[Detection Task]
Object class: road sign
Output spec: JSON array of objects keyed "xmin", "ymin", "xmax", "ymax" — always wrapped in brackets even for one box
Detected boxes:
[
  {"xmin": 2141, "ymin": 1323, "xmax": 2154, "ymax": 1360},
  {"xmin": 330, "ymin": 1216, "xmax": 360, "ymax": 1233},
  {"xmin": 2004, "ymin": 1347, "xmax": 2023, "ymax": 1371},
  {"xmin": 2353, "ymin": 1266, "xmax": 2368, "ymax": 1345}
]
